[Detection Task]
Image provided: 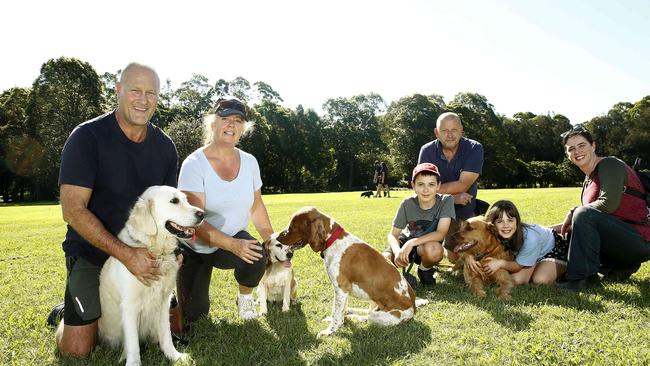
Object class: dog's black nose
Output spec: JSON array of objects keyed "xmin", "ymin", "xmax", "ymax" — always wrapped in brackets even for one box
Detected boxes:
[
  {"xmin": 195, "ymin": 210, "xmax": 205, "ymax": 220},
  {"xmin": 287, "ymin": 251, "xmax": 293, "ymax": 259}
]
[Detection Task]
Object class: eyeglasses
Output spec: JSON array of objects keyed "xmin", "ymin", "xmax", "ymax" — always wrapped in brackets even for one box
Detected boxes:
[{"xmin": 560, "ymin": 124, "xmax": 587, "ymax": 139}]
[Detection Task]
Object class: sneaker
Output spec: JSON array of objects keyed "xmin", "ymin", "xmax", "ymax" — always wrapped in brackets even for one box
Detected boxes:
[
  {"xmin": 417, "ymin": 268, "xmax": 436, "ymax": 287},
  {"xmin": 47, "ymin": 302, "xmax": 65, "ymax": 327},
  {"xmin": 402, "ymin": 267, "xmax": 418, "ymax": 288},
  {"xmin": 237, "ymin": 294, "xmax": 258, "ymax": 320}
]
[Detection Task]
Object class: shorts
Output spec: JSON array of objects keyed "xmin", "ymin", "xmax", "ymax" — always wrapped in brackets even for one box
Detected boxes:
[
  {"xmin": 540, "ymin": 231, "xmax": 569, "ymax": 265},
  {"xmin": 384, "ymin": 237, "xmax": 422, "ymax": 265},
  {"xmin": 63, "ymin": 256, "xmax": 102, "ymax": 326}
]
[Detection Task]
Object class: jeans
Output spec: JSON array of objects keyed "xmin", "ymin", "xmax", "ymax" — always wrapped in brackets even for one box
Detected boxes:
[{"xmin": 566, "ymin": 206, "xmax": 650, "ymax": 280}]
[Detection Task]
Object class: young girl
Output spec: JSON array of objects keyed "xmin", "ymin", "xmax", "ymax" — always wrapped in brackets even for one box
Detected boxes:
[{"xmin": 468, "ymin": 200, "xmax": 568, "ymax": 285}]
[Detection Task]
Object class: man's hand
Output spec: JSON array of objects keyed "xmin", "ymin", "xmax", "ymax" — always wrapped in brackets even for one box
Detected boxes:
[
  {"xmin": 229, "ymin": 238, "xmax": 263, "ymax": 264},
  {"xmin": 122, "ymin": 247, "xmax": 161, "ymax": 286},
  {"xmin": 453, "ymin": 192, "xmax": 473, "ymax": 206}
]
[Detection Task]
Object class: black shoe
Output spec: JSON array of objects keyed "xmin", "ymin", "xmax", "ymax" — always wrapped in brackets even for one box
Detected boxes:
[
  {"xmin": 402, "ymin": 267, "xmax": 418, "ymax": 288},
  {"xmin": 417, "ymin": 268, "xmax": 436, "ymax": 287},
  {"xmin": 601, "ymin": 264, "xmax": 639, "ymax": 282},
  {"xmin": 47, "ymin": 302, "xmax": 65, "ymax": 327},
  {"xmin": 556, "ymin": 274, "xmax": 602, "ymax": 292}
]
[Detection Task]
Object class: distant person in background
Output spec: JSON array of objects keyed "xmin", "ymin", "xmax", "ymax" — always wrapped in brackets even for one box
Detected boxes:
[
  {"xmin": 375, "ymin": 161, "xmax": 389, "ymax": 198},
  {"xmin": 418, "ymin": 112, "xmax": 483, "ymax": 263},
  {"xmin": 380, "ymin": 162, "xmax": 391, "ymax": 197},
  {"xmin": 372, "ymin": 160, "xmax": 381, "ymax": 192},
  {"xmin": 556, "ymin": 125, "xmax": 650, "ymax": 292}
]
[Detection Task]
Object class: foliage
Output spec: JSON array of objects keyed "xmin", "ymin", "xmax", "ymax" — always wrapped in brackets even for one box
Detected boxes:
[
  {"xmin": 3, "ymin": 57, "xmax": 650, "ymax": 199},
  {"xmin": 2, "ymin": 188, "xmax": 650, "ymax": 365},
  {"xmin": 25, "ymin": 57, "xmax": 104, "ymax": 200}
]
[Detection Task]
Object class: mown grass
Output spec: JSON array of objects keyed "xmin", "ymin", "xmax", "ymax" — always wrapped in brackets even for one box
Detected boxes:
[{"xmin": 1, "ymin": 188, "xmax": 649, "ymax": 365}]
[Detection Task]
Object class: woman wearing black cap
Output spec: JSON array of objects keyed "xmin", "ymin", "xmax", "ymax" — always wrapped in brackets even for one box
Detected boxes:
[{"xmin": 173, "ymin": 98, "xmax": 273, "ymax": 328}]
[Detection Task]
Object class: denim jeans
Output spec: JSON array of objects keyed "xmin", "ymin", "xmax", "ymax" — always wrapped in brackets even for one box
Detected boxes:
[{"xmin": 566, "ymin": 206, "xmax": 650, "ymax": 280}]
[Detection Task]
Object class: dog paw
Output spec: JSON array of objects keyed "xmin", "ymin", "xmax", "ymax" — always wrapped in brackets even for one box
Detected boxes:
[
  {"xmin": 259, "ymin": 306, "xmax": 268, "ymax": 315},
  {"xmin": 498, "ymin": 293, "xmax": 512, "ymax": 302},
  {"xmin": 282, "ymin": 306, "xmax": 290, "ymax": 312},
  {"xmin": 317, "ymin": 328, "xmax": 335, "ymax": 337}
]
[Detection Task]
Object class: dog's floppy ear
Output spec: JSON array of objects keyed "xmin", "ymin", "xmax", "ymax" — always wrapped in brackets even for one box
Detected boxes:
[
  {"xmin": 308, "ymin": 218, "xmax": 326, "ymax": 252},
  {"xmin": 130, "ymin": 198, "xmax": 158, "ymax": 237},
  {"xmin": 486, "ymin": 221, "xmax": 499, "ymax": 237}
]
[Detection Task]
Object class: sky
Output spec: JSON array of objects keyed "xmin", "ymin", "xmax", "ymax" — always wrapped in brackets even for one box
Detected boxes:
[{"xmin": 2, "ymin": 0, "xmax": 649, "ymax": 124}]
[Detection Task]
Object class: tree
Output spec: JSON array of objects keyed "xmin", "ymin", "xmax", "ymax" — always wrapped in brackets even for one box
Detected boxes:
[
  {"xmin": 382, "ymin": 94, "xmax": 443, "ymax": 182},
  {"xmin": 322, "ymin": 93, "xmax": 386, "ymax": 190},
  {"xmin": 25, "ymin": 57, "xmax": 103, "ymax": 199},
  {"xmin": 0, "ymin": 87, "xmax": 32, "ymax": 201}
]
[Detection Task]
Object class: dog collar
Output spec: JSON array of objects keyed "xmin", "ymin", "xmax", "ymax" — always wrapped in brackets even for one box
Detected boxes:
[
  {"xmin": 474, "ymin": 244, "xmax": 500, "ymax": 261},
  {"xmin": 322, "ymin": 224, "xmax": 344, "ymax": 253}
]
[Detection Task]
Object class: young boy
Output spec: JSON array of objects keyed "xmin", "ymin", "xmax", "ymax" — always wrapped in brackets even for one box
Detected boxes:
[{"xmin": 383, "ymin": 163, "xmax": 455, "ymax": 286}]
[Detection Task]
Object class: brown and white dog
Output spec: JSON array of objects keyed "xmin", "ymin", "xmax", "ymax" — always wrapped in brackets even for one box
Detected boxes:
[
  {"xmin": 450, "ymin": 216, "xmax": 514, "ymax": 301},
  {"xmin": 270, "ymin": 207, "xmax": 428, "ymax": 337},
  {"xmin": 257, "ymin": 239, "xmax": 298, "ymax": 315}
]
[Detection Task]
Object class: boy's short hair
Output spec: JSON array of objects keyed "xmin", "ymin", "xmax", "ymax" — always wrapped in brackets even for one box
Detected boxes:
[{"xmin": 412, "ymin": 163, "xmax": 440, "ymax": 183}]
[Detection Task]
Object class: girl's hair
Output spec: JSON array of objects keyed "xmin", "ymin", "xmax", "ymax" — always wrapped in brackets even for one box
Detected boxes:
[{"xmin": 484, "ymin": 199, "xmax": 526, "ymax": 252}]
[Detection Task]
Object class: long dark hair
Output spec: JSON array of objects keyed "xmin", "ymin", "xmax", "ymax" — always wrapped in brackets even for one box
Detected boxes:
[{"xmin": 484, "ymin": 199, "xmax": 526, "ymax": 252}]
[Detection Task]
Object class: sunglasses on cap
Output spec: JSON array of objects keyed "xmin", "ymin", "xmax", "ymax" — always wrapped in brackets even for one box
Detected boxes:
[
  {"xmin": 560, "ymin": 124, "xmax": 587, "ymax": 139},
  {"xmin": 215, "ymin": 98, "xmax": 248, "ymax": 119}
]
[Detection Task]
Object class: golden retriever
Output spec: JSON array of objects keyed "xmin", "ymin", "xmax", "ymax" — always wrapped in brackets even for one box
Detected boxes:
[
  {"xmin": 450, "ymin": 216, "xmax": 514, "ymax": 301},
  {"xmin": 98, "ymin": 186, "xmax": 203, "ymax": 366}
]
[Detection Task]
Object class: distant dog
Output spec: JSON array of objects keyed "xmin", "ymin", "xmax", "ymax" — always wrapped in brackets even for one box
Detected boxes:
[
  {"xmin": 450, "ymin": 216, "xmax": 514, "ymax": 301},
  {"xmin": 270, "ymin": 207, "xmax": 428, "ymax": 337},
  {"xmin": 258, "ymin": 239, "xmax": 298, "ymax": 314},
  {"xmin": 98, "ymin": 186, "xmax": 204, "ymax": 366},
  {"xmin": 360, "ymin": 190, "xmax": 374, "ymax": 198}
]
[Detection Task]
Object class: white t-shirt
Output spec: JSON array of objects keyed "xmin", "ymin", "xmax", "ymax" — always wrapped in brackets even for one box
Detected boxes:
[
  {"xmin": 178, "ymin": 147, "xmax": 262, "ymax": 254},
  {"xmin": 515, "ymin": 224, "xmax": 555, "ymax": 267}
]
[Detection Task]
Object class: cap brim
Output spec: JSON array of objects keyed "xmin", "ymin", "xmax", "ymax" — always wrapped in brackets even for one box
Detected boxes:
[{"xmin": 216, "ymin": 108, "xmax": 247, "ymax": 120}]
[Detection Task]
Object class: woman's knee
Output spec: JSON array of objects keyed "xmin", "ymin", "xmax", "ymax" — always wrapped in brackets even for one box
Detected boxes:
[{"xmin": 236, "ymin": 254, "xmax": 267, "ymax": 287}]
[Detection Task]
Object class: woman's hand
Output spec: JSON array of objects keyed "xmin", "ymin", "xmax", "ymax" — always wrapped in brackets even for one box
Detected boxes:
[
  {"xmin": 482, "ymin": 258, "xmax": 503, "ymax": 275},
  {"xmin": 464, "ymin": 254, "xmax": 481, "ymax": 273},
  {"xmin": 228, "ymin": 238, "xmax": 263, "ymax": 264},
  {"xmin": 560, "ymin": 209, "xmax": 574, "ymax": 239}
]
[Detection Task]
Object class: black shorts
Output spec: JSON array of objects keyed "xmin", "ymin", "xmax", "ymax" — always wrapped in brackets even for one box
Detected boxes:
[
  {"xmin": 540, "ymin": 231, "xmax": 569, "ymax": 265},
  {"xmin": 63, "ymin": 256, "xmax": 102, "ymax": 326},
  {"xmin": 384, "ymin": 237, "xmax": 422, "ymax": 265}
]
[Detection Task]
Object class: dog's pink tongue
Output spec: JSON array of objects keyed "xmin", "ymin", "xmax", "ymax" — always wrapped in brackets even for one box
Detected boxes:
[{"xmin": 453, "ymin": 241, "xmax": 476, "ymax": 253}]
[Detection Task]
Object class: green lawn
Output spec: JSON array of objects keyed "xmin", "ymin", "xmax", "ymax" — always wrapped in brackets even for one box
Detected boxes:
[{"xmin": 1, "ymin": 188, "xmax": 649, "ymax": 365}]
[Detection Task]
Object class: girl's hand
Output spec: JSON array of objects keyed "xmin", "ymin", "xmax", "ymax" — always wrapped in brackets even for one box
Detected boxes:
[
  {"xmin": 482, "ymin": 258, "xmax": 502, "ymax": 275},
  {"xmin": 465, "ymin": 254, "xmax": 481, "ymax": 273}
]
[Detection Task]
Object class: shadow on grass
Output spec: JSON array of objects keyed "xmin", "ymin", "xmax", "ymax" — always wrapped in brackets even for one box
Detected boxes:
[{"xmin": 313, "ymin": 319, "xmax": 431, "ymax": 365}]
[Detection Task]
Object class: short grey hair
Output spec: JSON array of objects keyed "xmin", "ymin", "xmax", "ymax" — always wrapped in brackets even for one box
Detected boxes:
[
  {"xmin": 119, "ymin": 62, "xmax": 160, "ymax": 94},
  {"xmin": 202, "ymin": 114, "xmax": 255, "ymax": 145},
  {"xmin": 436, "ymin": 112, "xmax": 462, "ymax": 129}
]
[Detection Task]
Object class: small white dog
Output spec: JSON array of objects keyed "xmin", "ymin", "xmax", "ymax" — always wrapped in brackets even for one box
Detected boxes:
[
  {"xmin": 257, "ymin": 239, "xmax": 297, "ymax": 315},
  {"xmin": 98, "ymin": 186, "xmax": 204, "ymax": 366}
]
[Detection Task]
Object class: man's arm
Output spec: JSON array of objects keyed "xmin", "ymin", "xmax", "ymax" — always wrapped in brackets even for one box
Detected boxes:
[
  {"xmin": 438, "ymin": 171, "xmax": 480, "ymax": 195},
  {"xmin": 60, "ymin": 184, "xmax": 160, "ymax": 286}
]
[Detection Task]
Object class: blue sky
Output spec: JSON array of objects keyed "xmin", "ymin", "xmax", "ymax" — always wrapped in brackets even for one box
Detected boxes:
[{"xmin": 2, "ymin": 0, "xmax": 648, "ymax": 124}]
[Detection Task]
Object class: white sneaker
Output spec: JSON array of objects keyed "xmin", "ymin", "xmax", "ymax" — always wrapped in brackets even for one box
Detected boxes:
[{"xmin": 237, "ymin": 294, "xmax": 258, "ymax": 320}]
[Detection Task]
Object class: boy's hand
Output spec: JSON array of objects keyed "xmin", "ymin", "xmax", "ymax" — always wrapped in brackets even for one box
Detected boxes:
[{"xmin": 397, "ymin": 242, "xmax": 414, "ymax": 267}]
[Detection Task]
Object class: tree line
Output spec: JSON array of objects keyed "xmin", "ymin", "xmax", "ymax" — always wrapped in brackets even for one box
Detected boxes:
[{"xmin": 1, "ymin": 57, "xmax": 649, "ymax": 202}]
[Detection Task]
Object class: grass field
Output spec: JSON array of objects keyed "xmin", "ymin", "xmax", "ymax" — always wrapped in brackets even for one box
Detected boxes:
[{"xmin": 1, "ymin": 188, "xmax": 649, "ymax": 365}]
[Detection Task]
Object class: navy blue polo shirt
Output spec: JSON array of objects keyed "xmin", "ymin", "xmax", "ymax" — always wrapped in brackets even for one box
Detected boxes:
[{"xmin": 418, "ymin": 137, "xmax": 483, "ymax": 219}]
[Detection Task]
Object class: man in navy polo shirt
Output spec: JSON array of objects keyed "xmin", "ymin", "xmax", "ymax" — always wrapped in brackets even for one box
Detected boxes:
[{"xmin": 418, "ymin": 112, "xmax": 484, "ymax": 263}]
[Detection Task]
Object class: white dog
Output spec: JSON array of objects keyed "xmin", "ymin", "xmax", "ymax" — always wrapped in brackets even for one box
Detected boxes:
[
  {"xmin": 98, "ymin": 186, "xmax": 204, "ymax": 366},
  {"xmin": 258, "ymin": 239, "xmax": 297, "ymax": 315}
]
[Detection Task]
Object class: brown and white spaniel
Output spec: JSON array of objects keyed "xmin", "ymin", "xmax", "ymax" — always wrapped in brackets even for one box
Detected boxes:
[{"xmin": 270, "ymin": 207, "xmax": 428, "ymax": 337}]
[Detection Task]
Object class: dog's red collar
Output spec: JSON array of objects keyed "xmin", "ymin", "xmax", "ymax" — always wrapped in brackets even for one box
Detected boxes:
[
  {"xmin": 474, "ymin": 244, "xmax": 500, "ymax": 261},
  {"xmin": 322, "ymin": 224, "xmax": 344, "ymax": 253}
]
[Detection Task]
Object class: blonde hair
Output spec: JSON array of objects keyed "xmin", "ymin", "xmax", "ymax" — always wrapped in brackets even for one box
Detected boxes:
[{"xmin": 202, "ymin": 114, "xmax": 255, "ymax": 145}]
